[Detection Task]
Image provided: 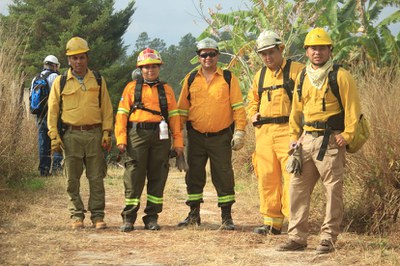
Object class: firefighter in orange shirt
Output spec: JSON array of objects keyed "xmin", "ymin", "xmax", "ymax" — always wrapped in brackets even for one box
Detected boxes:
[
  {"xmin": 114, "ymin": 48, "xmax": 183, "ymax": 232},
  {"xmin": 177, "ymin": 38, "xmax": 247, "ymax": 230}
]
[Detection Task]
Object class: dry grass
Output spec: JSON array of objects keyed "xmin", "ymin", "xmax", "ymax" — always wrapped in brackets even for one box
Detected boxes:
[{"xmin": 1, "ymin": 165, "xmax": 399, "ymax": 265}]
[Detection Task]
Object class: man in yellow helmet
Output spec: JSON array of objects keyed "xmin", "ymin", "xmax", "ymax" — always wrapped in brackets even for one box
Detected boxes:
[
  {"xmin": 277, "ymin": 28, "xmax": 361, "ymax": 253},
  {"xmin": 247, "ymin": 30, "xmax": 304, "ymax": 235},
  {"xmin": 177, "ymin": 37, "xmax": 247, "ymax": 230},
  {"xmin": 47, "ymin": 37, "xmax": 114, "ymax": 230},
  {"xmin": 115, "ymin": 48, "xmax": 183, "ymax": 232}
]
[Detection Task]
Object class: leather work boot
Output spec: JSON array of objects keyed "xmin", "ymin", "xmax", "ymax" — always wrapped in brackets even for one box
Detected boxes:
[
  {"xmin": 220, "ymin": 205, "xmax": 235, "ymax": 230},
  {"xmin": 93, "ymin": 219, "xmax": 107, "ymax": 230},
  {"xmin": 144, "ymin": 220, "xmax": 161, "ymax": 231},
  {"xmin": 316, "ymin": 239, "xmax": 335, "ymax": 254},
  {"xmin": 120, "ymin": 222, "xmax": 134, "ymax": 232},
  {"xmin": 276, "ymin": 240, "xmax": 307, "ymax": 252},
  {"xmin": 71, "ymin": 219, "xmax": 84, "ymax": 230},
  {"xmin": 253, "ymin": 225, "xmax": 281, "ymax": 235},
  {"xmin": 178, "ymin": 205, "xmax": 201, "ymax": 227}
]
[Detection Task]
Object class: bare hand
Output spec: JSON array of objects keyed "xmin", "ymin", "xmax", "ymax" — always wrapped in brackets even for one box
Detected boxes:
[
  {"xmin": 117, "ymin": 144, "xmax": 126, "ymax": 153},
  {"xmin": 335, "ymin": 134, "xmax": 347, "ymax": 147}
]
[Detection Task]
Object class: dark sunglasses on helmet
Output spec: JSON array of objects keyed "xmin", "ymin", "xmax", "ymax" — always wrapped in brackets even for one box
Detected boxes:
[{"xmin": 199, "ymin": 52, "xmax": 218, "ymax": 58}]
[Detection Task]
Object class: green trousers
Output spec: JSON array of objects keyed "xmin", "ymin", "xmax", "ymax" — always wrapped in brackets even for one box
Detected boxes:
[
  {"xmin": 63, "ymin": 127, "xmax": 107, "ymax": 222},
  {"xmin": 184, "ymin": 128, "xmax": 235, "ymax": 207},
  {"xmin": 121, "ymin": 127, "xmax": 171, "ymax": 224}
]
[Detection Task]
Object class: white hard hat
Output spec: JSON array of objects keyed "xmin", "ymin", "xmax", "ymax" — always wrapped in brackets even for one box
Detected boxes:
[
  {"xmin": 196, "ymin": 37, "xmax": 219, "ymax": 52},
  {"xmin": 256, "ymin": 30, "xmax": 283, "ymax": 52},
  {"xmin": 43, "ymin": 55, "xmax": 60, "ymax": 66}
]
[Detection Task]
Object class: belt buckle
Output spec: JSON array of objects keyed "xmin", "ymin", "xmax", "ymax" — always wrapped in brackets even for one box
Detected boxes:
[
  {"xmin": 204, "ymin": 132, "xmax": 209, "ymax": 137},
  {"xmin": 311, "ymin": 131, "xmax": 319, "ymax": 138},
  {"xmin": 81, "ymin": 126, "xmax": 88, "ymax": 131}
]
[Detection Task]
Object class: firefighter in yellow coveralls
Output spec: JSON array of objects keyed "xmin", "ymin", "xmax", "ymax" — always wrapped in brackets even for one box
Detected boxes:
[{"xmin": 247, "ymin": 31, "xmax": 304, "ymax": 235}]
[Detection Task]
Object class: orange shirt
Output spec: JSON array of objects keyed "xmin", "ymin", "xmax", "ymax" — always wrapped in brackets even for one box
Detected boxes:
[
  {"xmin": 114, "ymin": 80, "xmax": 183, "ymax": 147},
  {"xmin": 178, "ymin": 68, "xmax": 246, "ymax": 133}
]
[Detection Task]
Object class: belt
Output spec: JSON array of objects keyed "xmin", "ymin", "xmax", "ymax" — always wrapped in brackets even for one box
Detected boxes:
[
  {"xmin": 305, "ymin": 131, "xmax": 325, "ymax": 138},
  {"xmin": 304, "ymin": 121, "xmax": 328, "ymax": 129},
  {"xmin": 127, "ymin": 121, "xmax": 159, "ymax": 130},
  {"xmin": 253, "ymin": 116, "xmax": 289, "ymax": 126},
  {"xmin": 67, "ymin": 123, "xmax": 101, "ymax": 131},
  {"xmin": 186, "ymin": 122, "xmax": 231, "ymax": 137}
]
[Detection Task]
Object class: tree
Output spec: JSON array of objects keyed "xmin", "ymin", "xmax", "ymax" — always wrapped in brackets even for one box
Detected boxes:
[{"xmin": 1, "ymin": 0, "xmax": 136, "ymax": 78}]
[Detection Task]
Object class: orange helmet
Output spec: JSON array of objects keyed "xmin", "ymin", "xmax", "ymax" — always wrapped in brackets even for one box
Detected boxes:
[{"xmin": 137, "ymin": 48, "xmax": 163, "ymax": 67}]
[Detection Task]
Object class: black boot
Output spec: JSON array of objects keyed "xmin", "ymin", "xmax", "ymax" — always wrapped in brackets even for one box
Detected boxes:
[
  {"xmin": 221, "ymin": 205, "xmax": 235, "ymax": 231},
  {"xmin": 177, "ymin": 204, "xmax": 201, "ymax": 227},
  {"xmin": 143, "ymin": 215, "xmax": 161, "ymax": 231}
]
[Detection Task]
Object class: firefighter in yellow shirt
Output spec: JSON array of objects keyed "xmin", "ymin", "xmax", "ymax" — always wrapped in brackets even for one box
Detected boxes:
[
  {"xmin": 47, "ymin": 37, "xmax": 114, "ymax": 230},
  {"xmin": 277, "ymin": 28, "xmax": 361, "ymax": 254},
  {"xmin": 115, "ymin": 48, "xmax": 184, "ymax": 232},
  {"xmin": 177, "ymin": 38, "xmax": 247, "ymax": 230},
  {"xmin": 247, "ymin": 30, "xmax": 304, "ymax": 235}
]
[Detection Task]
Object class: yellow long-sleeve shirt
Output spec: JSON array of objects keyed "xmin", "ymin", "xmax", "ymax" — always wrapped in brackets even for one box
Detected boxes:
[
  {"xmin": 114, "ymin": 80, "xmax": 183, "ymax": 148},
  {"xmin": 247, "ymin": 59, "xmax": 305, "ymax": 119},
  {"xmin": 47, "ymin": 68, "xmax": 113, "ymax": 137},
  {"xmin": 177, "ymin": 68, "xmax": 247, "ymax": 133},
  {"xmin": 289, "ymin": 67, "xmax": 361, "ymax": 143}
]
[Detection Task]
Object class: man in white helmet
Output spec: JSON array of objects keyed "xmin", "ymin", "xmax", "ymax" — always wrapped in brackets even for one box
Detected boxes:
[
  {"xmin": 247, "ymin": 30, "xmax": 304, "ymax": 235},
  {"xmin": 177, "ymin": 37, "xmax": 247, "ymax": 230},
  {"xmin": 30, "ymin": 55, "xmax": 63, "ymax": 176}
]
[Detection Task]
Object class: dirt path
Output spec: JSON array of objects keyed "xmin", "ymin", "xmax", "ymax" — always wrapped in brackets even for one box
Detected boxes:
[{"xmin": 0, "ymin": 166, "xmax": 398, "ymax": 265}]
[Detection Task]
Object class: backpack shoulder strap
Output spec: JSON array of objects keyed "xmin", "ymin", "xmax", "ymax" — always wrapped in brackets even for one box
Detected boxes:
[
  {"xmin": 186, "ymin": 71, "xmax": 197, "ymax": 101},
  {"xmin": 297, "ymin": 68, "xmax": 307, "ymax": 102},
  {"xmin": 157, "ymin": 83, "xmax": 168, "ymax": 119},
  {"xmin": 257, "ymin": 66, "xmax": 267, "ymax": 111},
  {"xmin": 328, "ymin": 64, "xmax": 343, "ymax": 110},
  {"xmin": 282, "ymin": 59, "xmax": 294, "ymax": 101},
  {"xmin": 222, "ymin": 69, "xmax": 232, "ymax": 89},
  {"xmin": 92, "ymin": 70, "xmax": 102, "ymax": 108}
]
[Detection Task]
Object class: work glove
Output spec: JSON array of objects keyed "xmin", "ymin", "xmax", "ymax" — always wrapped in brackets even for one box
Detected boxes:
[
  {"xmin": 50, "ymin": 134, "xmax": 64, "ymax": 153},
  {"xmin": 231, "ymin": 130, "xmax": 245, "ymax": 151},
  {"xmin": 176, "ymin": 152, "xmax": 189, "ymax": 172},
  {"xmin": 286, "ymin": 144, "xmax": 302, "ymax": 175},
  {"xmin": 102, "ymin": 131, "xmax": 112, "ymax": 151}
]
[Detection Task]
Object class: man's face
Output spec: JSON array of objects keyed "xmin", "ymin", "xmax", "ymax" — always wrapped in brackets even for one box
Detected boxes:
[
  {"xmin": 198, "ymin": 49, "xmax": 219, "ymax": 70},
  {"xmin": 68, "ymin": 53, "xmax": 88, "ymax": 76},
  {"xmin": 258, "ymin": 46, "xmax": 283, "ymax": 71},
  {"xmin": 305, "ymin": 45, "xmax": 332, "ymax": 68}
]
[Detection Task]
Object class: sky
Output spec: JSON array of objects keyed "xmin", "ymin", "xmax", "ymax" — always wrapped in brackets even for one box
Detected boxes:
[{"xmin": 0, "ymin": 0, "xmax": 398, "ymax": 54}]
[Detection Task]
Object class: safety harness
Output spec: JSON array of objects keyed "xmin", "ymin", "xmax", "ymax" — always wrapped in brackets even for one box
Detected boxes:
[
  {"xmin": 253, "ymin": 59, "xmax": 294, "ymax": 126},
  {"xmin": 297, "ymin": 64, "xmax": 345, "ymax": 161},
  {"xmin": 128, "ymin": 76, "xmax": 168, "ymax": 126}
]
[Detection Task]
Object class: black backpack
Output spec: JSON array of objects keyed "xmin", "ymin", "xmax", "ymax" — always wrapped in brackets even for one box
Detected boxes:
[
  {"xmin": 29, "ymin": 70, "xmax": 56, "ymax": 117},
  {"xmin": 257, "ymin": 59, "xmax": 294, "ymax": 111},
  {"xmin": 186, "ymin": 69, "xmax": 232, "ymax": 101},
  {"xmin": 129, "ymin": 76, "xmax": 168, "ymax": 120}
]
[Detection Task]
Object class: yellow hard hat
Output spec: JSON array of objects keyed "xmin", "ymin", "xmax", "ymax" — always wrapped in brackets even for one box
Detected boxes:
[
  {"xmin": 256, "ymin": 30, "xmax": 283, "ymax": 52},
  {"xmin": 66, "ymin": 37, "xmax": 90, "ymax": 56},
  {"xmin": 304, "ymin": 28, "xmax": 333, "ymax": 48},
  {"xmin": 137, "ymin": 48, "xmax": 163, "ymax": 67}
]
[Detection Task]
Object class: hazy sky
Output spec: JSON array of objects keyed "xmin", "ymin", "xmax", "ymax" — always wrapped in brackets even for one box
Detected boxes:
[{"xmin": 1, "ymin": 0, "xmax": 398, "ymax": 54}]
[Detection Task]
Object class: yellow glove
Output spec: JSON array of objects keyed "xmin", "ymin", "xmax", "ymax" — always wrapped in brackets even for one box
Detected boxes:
[
  {"xmin": 102, "ymin": 131, "xmax": 112, "ymax": 151},
  {"xmin": 231, "ymin": 130, "xmax": 245, "ymax": 151},
  {"xmin": 51, "ymin": 134, "xmax": 64, "ymax": 153}
]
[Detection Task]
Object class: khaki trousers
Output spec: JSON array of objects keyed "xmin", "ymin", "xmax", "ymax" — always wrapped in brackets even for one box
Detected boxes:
[
  {"xmin": 63, "ymin": 127, "xmax": 107, "ymax": 222},
  {"xmin": 288, "ymin": 132, "xmax": 345, "ymax": 244}
]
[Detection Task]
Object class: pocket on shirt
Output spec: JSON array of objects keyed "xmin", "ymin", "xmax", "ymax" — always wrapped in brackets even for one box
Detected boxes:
[
  {"xmin": 61, "ymin": 90, "xmax": 78, "ymax": 111},
  {"xmin": 88, "ymin": 85, "xmax": 101, "ymax": 107}
]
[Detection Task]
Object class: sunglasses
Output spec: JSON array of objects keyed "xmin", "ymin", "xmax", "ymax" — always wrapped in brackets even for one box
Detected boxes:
[{"xmin": 199, "ymin": 52, "xmax": 218, "ymax": 58}]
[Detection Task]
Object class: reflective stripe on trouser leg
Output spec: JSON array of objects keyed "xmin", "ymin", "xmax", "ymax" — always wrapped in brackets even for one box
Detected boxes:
[
  {"xmin": 263, "ymin": 217, "xmax": 284, "ymax": 230},
  {"xmin": 121, "ymin": 198, "xmax": 140, "ymax": 223},
  {"xmin": 185, "ymin": 129, "xmax": 208, "ymax": 205},
  {"xmin": 207, "ymin": 131, "xmax": 235, "ymax": 207},
  {"xmin": 253, "ymin": 124, "xmax": 290, "ymax": 224}
]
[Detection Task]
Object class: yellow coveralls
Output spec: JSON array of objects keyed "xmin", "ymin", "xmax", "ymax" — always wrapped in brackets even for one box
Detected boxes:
[{"xmin": 247, "ymin": 59, "xmax": 304, "ymax": 231}]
